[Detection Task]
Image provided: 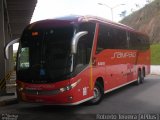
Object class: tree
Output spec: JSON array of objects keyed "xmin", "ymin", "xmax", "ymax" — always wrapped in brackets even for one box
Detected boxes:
[
  {"xmin": 119, "ymin": 10, "xmax": 127, "ymax": 18},
  {"xmin": 135, "ymin": 4, "xmax": 140, "ymax": 8}
]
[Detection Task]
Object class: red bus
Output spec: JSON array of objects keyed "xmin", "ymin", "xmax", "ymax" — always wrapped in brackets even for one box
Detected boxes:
[{"xmin": 5, "ymin": 15, "xmax": 150, "ymax": 105}]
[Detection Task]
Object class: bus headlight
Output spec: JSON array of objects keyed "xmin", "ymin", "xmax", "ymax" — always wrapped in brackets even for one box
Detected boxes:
[{"xmin": 60, "ymin": 79, "xmax": 81, "ymax": 93}]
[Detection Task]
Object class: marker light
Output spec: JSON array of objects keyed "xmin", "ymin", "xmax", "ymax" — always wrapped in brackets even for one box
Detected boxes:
[{"xmin": 32, "ymin": 32, "xmax": 38, "ymax": 36}]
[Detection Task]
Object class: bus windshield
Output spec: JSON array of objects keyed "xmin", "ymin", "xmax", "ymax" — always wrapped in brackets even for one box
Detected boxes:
[{"xmin": 17, "ymin": 25, "xmax": 74, "ymax": 83}]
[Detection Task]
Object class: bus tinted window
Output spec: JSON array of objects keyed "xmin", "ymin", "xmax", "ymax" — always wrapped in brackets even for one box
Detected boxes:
[
  {"xmin": 129, "ymin": 33, "xmax": 150, "ymax": 50},
  {"xmin": 138, "ymin": 35, "xmax": 150, "ymax": 50},
  {"xmin": 96, "ymin": 24, "xmax": 127, "ymax": 53},
  {"xmin": 17, "ymin": 25, "xmax": 74, "ymax": 83},
  {"xmin": 74, "ymin": 22, "xmax": 95, "ymax": 73},
  {"xmin": 130, "ymin": 33, "xmax": 139, "ymax": 49},
  {"xmin": 108, "ymin": 27, "xmax": 127, "ymax": 49},
  {"xmin": 96, "ymin": 24, "xmax": 108, "ymax": 53}
]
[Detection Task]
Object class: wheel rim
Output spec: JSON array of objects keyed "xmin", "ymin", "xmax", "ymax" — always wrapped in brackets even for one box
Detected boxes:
[
  {"xmin": 138, "ymin": 74, "xmax": 140, "ymax": 83},
  {"xmin": 137, "ymin": 71, "xmax": 141, "ymax": 84},
  {"xmin": 92, "ymin": 87, "xmax": 101, "ymax": 103}
]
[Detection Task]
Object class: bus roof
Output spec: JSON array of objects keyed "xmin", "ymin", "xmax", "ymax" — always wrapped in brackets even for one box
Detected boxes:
[
  {"xmin": 29, "ymin": 15, "xmax": 139, "ymax": 33},
  {"xmin": 55, "ymin": 15, "xmax": 148, "ymax": 37},
  {"xmin": 56, "ymin": 15, "xmax": 134, "ymax": 30}
]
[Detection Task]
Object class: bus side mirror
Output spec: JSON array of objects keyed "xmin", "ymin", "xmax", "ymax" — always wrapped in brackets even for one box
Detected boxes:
[
  {"xmin": 71, "ymin": 31, "xmax": 88, "ymax": 54},
  {"xmin": 5, "ymin": 38, "xmax": 19, "ymax": 59}
]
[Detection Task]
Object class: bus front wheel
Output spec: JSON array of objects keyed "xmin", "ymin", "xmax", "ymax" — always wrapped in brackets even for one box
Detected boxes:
[{"xmin": 89, "ymin": 82, "xmax": 103, "ymax": 105}]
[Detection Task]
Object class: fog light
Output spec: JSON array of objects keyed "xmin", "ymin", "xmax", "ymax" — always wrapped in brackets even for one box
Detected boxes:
[
  {"xmin": 67, "ymin": 96, "xmax": 73, "ymax": 101},
  {"xmin": 19, "ymin": 87, "xmax": 23, "ymax": 91}
]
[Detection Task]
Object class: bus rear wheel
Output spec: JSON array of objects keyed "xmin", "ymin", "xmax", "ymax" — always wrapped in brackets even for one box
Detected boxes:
[
  {"xmin": 136, "ymin": 70, "xmax": 144, "ymax": 85},
  {"xmin": 89, "ymin": 82, "xmax": 103, "ymax": 105},
  {"xmin": 140, "ymin": 70, "xmax": 145, "ymax": 83}
]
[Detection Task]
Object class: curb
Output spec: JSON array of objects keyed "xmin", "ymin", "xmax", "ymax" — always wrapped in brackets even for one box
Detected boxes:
[
  {"xmin": 150, "ymin": 74, "xmax": 160, "ymax": 76},
  {"xmin": 0, "ymin": 98, "xmax": 18, "ymax": 106}
]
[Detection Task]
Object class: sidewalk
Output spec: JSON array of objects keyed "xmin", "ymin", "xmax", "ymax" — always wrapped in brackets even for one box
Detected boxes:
[
  {"xmin": 0, "ymin": 93, "xmax": 18, "ymax": 106},
  {"xmin": 151, "ymin": 65, "xmax": 160, "ymax": 75}
]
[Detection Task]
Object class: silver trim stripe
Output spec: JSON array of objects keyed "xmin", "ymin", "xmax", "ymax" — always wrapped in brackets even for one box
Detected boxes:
[
  {"xmin": 27, "ymin": 96, "xmax": 94, "ymax": 106},
  {"xmin": 57, "ymin": 96, "xmax": 94, "ymax": 105},
  {"xmin": 104, "ymin": 79, "xmax": 137, "ymax": 94}
]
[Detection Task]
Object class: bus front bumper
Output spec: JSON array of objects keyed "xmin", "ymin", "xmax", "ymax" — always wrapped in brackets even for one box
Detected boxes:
[{"xmin": 16, "ymin": 80, "xmax": 92, "ymax": 105}]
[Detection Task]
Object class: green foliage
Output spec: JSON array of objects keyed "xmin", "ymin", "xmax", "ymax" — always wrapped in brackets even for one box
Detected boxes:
[{"xmin": 151, "ymin": 44, "xmax": 160, "ymax": 65}]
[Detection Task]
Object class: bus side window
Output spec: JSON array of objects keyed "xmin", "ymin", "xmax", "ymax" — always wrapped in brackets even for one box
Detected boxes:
[
  {"xmin": 75, "ymin": 22, "xmax": 95, "ymax": 70},
  {"xmin": 129, "ymin": 33, "xmax": 150, "ymax": 50},
  {"xmin": 96, "ymin": 24, "xmax": 108, "ymax": 54},
  {"xmin": 76, "ymin": 37, "xmax": 87, "ymax": 66},
  {"xmin": 144, "ymin": 36, "xmax": 150, "ymax": 49},
  {"xmin": 139, "ymin": 35, "xmax": 149, "ymax": 50},
  {"xmin": 129, "ymin": 33, "xmax": 138, "ymax": 50},
  {"xmin": 108, "ymin": 27, "xmax": 127, "ymax": 49}
]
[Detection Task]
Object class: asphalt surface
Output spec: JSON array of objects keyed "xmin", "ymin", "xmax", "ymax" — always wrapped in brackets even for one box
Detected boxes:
[{"xmin": 0, "ymin": 75, "xmax": 160, "ymax": 120}]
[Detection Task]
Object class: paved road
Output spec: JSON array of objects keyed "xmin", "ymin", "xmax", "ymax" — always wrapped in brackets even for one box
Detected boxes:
[{"xmin": 0, "ymin": 75, "xmax": 160, "ymax": 120}]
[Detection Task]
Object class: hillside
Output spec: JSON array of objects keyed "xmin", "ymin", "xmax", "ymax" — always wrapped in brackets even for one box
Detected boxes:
[{"xmin": 120, "ymin": 0, "xmax": 160, "ymax": 43}]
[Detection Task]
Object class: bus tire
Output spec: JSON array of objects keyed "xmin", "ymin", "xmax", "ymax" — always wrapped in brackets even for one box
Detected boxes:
[
  {"xmin": 136, "ymin": 70, "xmax": 142, "ymax": 85},
  {"xmin": 89, "ymin": 82, "xmax": 103, "ymax": 105},
  {"xmin": 140, "ymin": 70, "xmax": 145, "ymax": 84}
]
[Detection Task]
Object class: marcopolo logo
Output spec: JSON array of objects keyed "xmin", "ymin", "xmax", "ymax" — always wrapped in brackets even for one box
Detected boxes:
[{"xmin": 111, "ymin": 52, "xmax": 136, "ymax": 59}]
